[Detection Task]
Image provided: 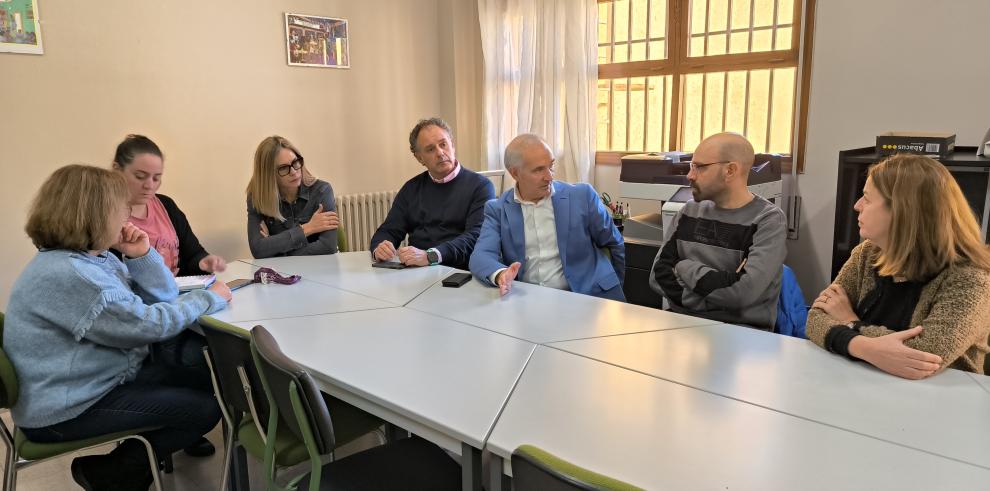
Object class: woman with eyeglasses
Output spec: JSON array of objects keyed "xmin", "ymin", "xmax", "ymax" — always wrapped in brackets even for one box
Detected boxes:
[
  {"xmin": 246, "ymin": 135, "xmax": 339, "ymax": 258},
  {"xmin": 807, "ymin": 154, "xmax": 990, "ymax": 378}
]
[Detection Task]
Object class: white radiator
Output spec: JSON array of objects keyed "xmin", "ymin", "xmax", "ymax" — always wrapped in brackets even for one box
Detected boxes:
[{"xmin": 335, "ymin": 191, "xmax": 400, "ymax": 252}]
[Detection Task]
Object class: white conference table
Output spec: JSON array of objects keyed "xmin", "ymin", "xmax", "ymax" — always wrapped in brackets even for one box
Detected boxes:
[
  {"xmin": 548, "ymin": 323, "xmax": 990, "ymax": 469},
  {"xmin": 406, "ymin": 275, "xmax": 721, "ymax": 343},
  {"xmin": 244, "ymin": 252, "xmax": 453, "ymax": 305},
  {"xmin": 486, "ymin": 346, "xmax": 990, "ymax": 490},
  {"xmin": 208, "ymin": 260, "xmax": 394, "ymax": 324},
  {"xmin": 230, "ymin": 307, "xmax": 535, "ymax": 490},
  {"xmin": 971, "ymin": 371, "xmax": 990, "ymax": 395}
]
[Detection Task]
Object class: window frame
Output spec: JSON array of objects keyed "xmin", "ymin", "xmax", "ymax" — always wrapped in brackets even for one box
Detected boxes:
[{"xmin": 595, "ymin": 0, "xmax": 815, "ymax": 172}]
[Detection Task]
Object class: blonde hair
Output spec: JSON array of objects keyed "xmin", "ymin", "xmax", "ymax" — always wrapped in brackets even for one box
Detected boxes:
[
  {"xmin": 246, "ymin": 135, "xmax": 316, "ymax": 221},
  {"xmin": 25, "ymin": 164, "xmax": 129, "ymax": 251},
  {"xmin": 868, "ymin": 154, "xmax": 990, "ymax": 280}
]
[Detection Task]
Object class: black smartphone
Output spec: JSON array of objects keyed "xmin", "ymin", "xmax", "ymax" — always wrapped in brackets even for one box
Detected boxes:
[
  {"xmin": 227, "ymin": 278, "xmax": 253, "ymax": 291},
  {"xmin": 372, "ymin": 261, "xmax": 407, "ymax": 270},
  {"xmin": 442, "ymin": 272, "xmax": 472, "ymax": 288}
]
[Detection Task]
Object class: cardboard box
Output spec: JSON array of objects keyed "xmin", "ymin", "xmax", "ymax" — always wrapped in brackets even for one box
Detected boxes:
[{"xmin": 876, "ymin": 131, "xmax": 955, "ymax": 159}]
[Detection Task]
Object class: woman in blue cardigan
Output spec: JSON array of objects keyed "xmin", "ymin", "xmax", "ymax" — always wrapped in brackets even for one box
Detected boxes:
[{"xmin": 4, "ymin": 165, "xmax": 231, "ymax": 491}]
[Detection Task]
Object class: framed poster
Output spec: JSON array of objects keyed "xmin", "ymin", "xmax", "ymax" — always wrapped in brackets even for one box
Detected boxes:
[
  {"xmin": 284, "ymin": 13, "xmax": 349, "ymax": 68},
  {"xmin": 0, "ymin": 0, "xmax": 43, "ymax": 55}
]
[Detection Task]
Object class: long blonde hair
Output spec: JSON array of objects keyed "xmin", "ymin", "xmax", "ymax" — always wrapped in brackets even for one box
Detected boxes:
[
  {"xmin": 868, "ymin": 153, "xmax": 990, "ymax": 280},
  {"xmin": 246, "ymin": 135, "xmax": 317, "ymax": 221}
]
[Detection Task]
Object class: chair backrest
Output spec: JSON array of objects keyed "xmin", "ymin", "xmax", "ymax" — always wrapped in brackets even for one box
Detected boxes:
[
  {"xmin": 337, "ymin": 224, "xmax": 348, "ymax": 253},
  {"xmin": 511, "ymin": 445, "xmax": 644, "ymax": 491},
  {"xmin": 775, "ymin": 265, "xmax": 808, "ymax": 338},
  {"xmin": 250, "ymin": 325, "xmax": 336, "ymax": 456},
  {"xmin": 478, "ymin": 169, "xmax": 506, "ymax": 195},
  {"xmin": 0, "ymin": 311, "xmax": 19, "ymax": 409},
  {"xmin": 198, "ymin": 317, "xmax": 269, "ymax": 426}
]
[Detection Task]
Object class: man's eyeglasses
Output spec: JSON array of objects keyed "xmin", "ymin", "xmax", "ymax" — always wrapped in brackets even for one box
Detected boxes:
[
  {"xmin": 277, "ymin": 157, "xmax": 304, "ymax": 177},
  {"xmin": 688, "ymin": 160, "xmax": 732, "ymax": 172}
]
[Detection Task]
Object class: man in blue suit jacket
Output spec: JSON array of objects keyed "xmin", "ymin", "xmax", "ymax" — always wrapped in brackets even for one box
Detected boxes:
[{"xmin": 469, "ymin": 134, "xmax": 626, "ymax": 301}]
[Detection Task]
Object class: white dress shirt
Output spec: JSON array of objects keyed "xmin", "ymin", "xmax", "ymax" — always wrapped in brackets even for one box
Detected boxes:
[{"xmin": 491, "ymin": 185, "xmax": 570, "ymax": 290}]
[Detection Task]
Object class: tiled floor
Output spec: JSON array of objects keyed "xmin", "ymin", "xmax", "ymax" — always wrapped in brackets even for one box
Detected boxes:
[{"xmin": 0, "ymin": 411, "xmax": 382, "ymax": 490}]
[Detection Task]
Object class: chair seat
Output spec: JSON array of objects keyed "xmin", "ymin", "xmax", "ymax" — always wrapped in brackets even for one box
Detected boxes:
[
  {"xmin": 14, "ymin": 426, "xmax": 160, "ymax": 461},
  {"xmin": 299, "ymin": 436, "xmax": 461, "ymax": 491},
  {"xmin": 237, "ymin": 395, "xmax": 382, "ymax": 468}
]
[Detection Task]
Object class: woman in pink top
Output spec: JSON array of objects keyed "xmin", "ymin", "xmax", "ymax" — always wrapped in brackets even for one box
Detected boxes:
[
  {"xmin": 112, "ymin": 134, "xmax": 227, "ymax": 276},
  {"xmin": 111, "ymin": 134, "xmax": 223, "ymax": 459}
]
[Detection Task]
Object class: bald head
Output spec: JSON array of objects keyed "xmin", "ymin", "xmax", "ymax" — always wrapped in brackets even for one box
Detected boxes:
[
  {"xmin": 696, "ymin": 132, "xmax": 755, "ymax": 170},
  {"xmin": 504, "ymin": 134, "xmax": 552, "ymax": 170}
]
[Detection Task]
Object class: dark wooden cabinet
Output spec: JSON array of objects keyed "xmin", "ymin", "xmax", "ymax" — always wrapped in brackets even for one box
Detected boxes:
[
  {"xmin": 831, "ymin": 146, "xmax": 990, "ymax": 279},
  {"xmin": 623, "ymin": 238, "xmax": 663, "ymax": 308}
]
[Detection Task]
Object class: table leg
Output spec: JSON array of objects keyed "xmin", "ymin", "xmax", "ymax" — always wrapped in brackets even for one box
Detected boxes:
[
  {"xmin": 461, "ymin": 442, "xmax": 482, "ymax": 491},
  {"xmin": 487, "ymin": 452, "xmax": 510, "ymax": 491}
]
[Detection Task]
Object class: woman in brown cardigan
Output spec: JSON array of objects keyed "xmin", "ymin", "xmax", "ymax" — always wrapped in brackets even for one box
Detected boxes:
[{"xmin": 807, "ymin": 154, "xmax": 990, "ymax": 378}]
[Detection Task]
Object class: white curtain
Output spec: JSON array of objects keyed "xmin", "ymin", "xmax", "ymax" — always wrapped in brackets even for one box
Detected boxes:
[{"xmin": 478, "ymin": 0, "xmax": 598, "ymax": 184}]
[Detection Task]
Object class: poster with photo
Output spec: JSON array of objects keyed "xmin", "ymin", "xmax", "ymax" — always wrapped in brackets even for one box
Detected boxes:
[
  {"xmin": 285, "ymin": 13, "xmax": 349, "ymax": 68},
  {"xmin": 0, "ymin": 0, "xmax": 43, "ymax": 54}
]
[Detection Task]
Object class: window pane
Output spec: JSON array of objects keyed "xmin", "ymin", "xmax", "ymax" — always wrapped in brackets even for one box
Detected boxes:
[
  {"xmin": 645, "ymin": 76, "xmax": 668, "ymax": 151},
  {"xmin": 690, "ymin": 0, "xmax": 790, "ymax": 56},
  {"xmin": 753, "ymin": 0, "xmax": 774, "ymax": 27},
  {"xmin": 628, "ymin": 77, "xmax": 647, "ymax": 151},
  {"xmin": 731, "ymin": 0, "xmax": 752, "ymax": 30},
  {"xmin": 598, "ymin": 46, "xmax": 611, "ymax": 64},
  {"xmin": 630, "ymin": 41, "xmax": 647, "ymax": 62},
  {"xmin": 631, "ymin": 0, "xmax": 648, "ymax": 41},
  {"xmin": 775, "ymin": 26, "xmax": 792, "ymax": 50},
  {"xmin": 648, "ymin": 40, "xmax": 666, "ymax": 59},
  {"xmin": 725, "ymin": 71, "xmax": 748, "ymax": 134},
  {"xmin": 611, "ymin": 79, "xmax": 629, "ymax": 151},
  {"xmin": 681, "ymin": 73, "xmax": 705, "ymax": 152},
  {"xmin": 729, "ymin": 32, "xmax": 750, "ymax": 54},
  {"xmin": 597, "ymin": 80, "xmax": 612, "ymax": 150},
  {"xmin": 598, "ymin": 2, "xmax": 612, "ymax": 44},
  {"xmin": 709, "ymin": 0, "xmax": 729, "ymax": 33},
  {"xmin": 613, "ymin": 43, "xmax": 629, "ymax": 63},
  {"xmin": 703, "ymin": 72, "xmax": 727, "ymax": 138},
  {"xmin": 690, "ymin": 0, "xmax": 707, "ymax": 36},
  {"xmin": 708, "ymin": 33, "xmax": 727, "ymax": 55},
  {"xmin": 614, "ymin": 0, "xmax": 630, "ymax": 43},
  {"xmin": 777, "ymin": 0, "xmax": 795, "ymax": 26},
  {"xmin": 745, "ymin": 69, "xmax": 771, "ymax": 153},
  {"xmin": 649, "ymin": 0, "xmax": 667, "ymax": 41},
  {"xmin": 769, "ymin": 67, "xmax": 796, "ymax": 153},
  {"xmin": 752, "ymin": 28, "xmax": 772, "ymax": 51}
]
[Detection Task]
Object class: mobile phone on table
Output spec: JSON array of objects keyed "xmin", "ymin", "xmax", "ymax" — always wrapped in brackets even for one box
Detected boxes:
[
  {"xmin": 442, "ymin": 272, "xmax": 472, "ymax": 288},
  {"xmin": 227, "ymin": 278, "xmax": 253, "ymax": 291},
  {"xmin": 372, "ymin": 260, "xmax": 407, "ymax": 270}
]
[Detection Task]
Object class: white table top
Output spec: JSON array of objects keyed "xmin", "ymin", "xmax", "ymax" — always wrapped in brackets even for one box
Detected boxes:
[
  {"xmin": 487, "ymin": 346, "xmax": 990, "ymax": 490},
  {"xmin": 206, "ymin": 261, "xmax": 394, "ymax": 324},
  {"xmin": 971, "ymin": 372, "xmax": 990, "ymax": 395},
  {"xmin": 406, "ymin": 276, "xmax": 720, "ymax": 343},
  {"xmin": 549, "ymin": 323, "xmax": 990, "ymax": 469},
  {"xmin": 233, "ymin": 307, "xmax": 536, "ymax": 451},
  {"xmin": 244, "ymin": 252, "xmax": 453, "ymax": 305}
]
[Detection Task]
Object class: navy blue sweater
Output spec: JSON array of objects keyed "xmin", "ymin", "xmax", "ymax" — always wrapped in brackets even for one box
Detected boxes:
[{"xmin": 370, "ymin": 167, "xmax": 495, "ymax": 270}]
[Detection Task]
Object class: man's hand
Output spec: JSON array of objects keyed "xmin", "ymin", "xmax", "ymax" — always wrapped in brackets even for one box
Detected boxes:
[
  {"xmin": 301, "ymin": 204, "xmax": 339, "ymax": 236},
  {"xmin": 848, "ymin": 326, "xmax": 943, "ymax": 380},
  {"xmin": 114, "ymin": 222, "xmax": 151, "ymax": 258},
  {"xmin": 398, "ymin": 246, "xmax": 428, "ymax": 267},
  {"xmin": 373, "ymin": 241, "xmax": 397, "ymax": 261},
  {"xmin": 496, "ymin": 262, "xmax": 522, "ymax": 296},
  {"xmin": 199, "ymin": 254, "xmax": 227, "ymax": 273}
]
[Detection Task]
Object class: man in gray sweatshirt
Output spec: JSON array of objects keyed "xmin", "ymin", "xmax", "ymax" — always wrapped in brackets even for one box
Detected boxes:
[{"xmin": 650, "ymin": 132, "xmax": 787, "ymax": 330}]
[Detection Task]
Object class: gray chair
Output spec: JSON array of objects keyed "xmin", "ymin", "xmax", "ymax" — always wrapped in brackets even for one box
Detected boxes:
[{"xmin": 478, "ymin": 169, "xmax": 507, "ymax": 195}]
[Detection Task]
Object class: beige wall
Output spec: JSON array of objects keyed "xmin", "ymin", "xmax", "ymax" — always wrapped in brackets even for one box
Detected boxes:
[{"xmin": 0, "ymin": 0, "xmax": 482, "ymax": 308}]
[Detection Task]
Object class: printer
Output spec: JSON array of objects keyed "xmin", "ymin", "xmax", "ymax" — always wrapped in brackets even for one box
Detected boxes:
[{"xmin": 618, "ymin": 152, "xmax": 783, "ymax": 243}]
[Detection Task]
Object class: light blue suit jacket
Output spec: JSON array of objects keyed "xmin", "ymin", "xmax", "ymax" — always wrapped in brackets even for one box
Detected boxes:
[{"xmin": 469, "ymin": 181, "xmax": 626, "ymax": 301}]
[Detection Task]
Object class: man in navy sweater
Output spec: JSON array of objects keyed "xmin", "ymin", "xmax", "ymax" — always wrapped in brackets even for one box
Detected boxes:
[{"xmin": 370, "ymin": 117, "xmax": 496, "ymax": 270}]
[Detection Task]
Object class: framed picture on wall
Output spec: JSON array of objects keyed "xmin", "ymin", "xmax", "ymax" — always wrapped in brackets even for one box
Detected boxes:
[
  {"xmin": 284, "ymin": 13, "xmax": 349, "ymax": 69},
  {"xmin": 0, "ymin": 0, "xmax": 43, "ymax": 55}
]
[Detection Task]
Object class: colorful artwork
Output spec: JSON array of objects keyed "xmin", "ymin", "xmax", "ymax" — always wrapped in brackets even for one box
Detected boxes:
[
  {"xmin": 0, "ymin": 0, "xmax": 42, "ymax": 54},
  {"xmin": 284, "ymin": 13, "xmax": 349, "ymax": 69}
]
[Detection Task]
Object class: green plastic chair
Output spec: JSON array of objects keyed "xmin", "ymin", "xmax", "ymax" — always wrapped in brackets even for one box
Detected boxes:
[
  {"xmin": 249, "ymin": 324, "xmax": 461, "ymax": 491},
  {"xmin": 511, "ymin": 445, "xmax": 645, "ymax": 491},
  {"xmin": 198, "ymin": 316, "xmax": 384, "ymax": 490},
  {"xmin": 0, "ymin": 311, "xmax": 164, "ymax": 491},
  {"xmin": 337, "ymin": 224, "xmax": 348, "ymax": 253}
]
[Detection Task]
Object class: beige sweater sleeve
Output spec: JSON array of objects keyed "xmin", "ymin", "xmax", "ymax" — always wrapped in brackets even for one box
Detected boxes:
[
  {"xmin": 806, "ymin": 242, "xmax": 869, "ymax": 349},
  {"xmin": 858, "ymin": 266, "xmax": 990, "ymax": 370}
]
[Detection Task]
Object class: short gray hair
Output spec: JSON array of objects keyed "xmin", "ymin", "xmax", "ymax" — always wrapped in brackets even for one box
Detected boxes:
[
  {"xmin": 503, "ymin": 133, "xmax": 550, "ymax": 170},
  {"xmin": 408, "ymin": 117, "xmax": 452, "ymax": 154}
]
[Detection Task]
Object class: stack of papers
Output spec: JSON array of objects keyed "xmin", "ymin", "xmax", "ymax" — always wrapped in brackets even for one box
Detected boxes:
[{"xmin": 175, "ymin": 274, "xmax": 217, "ymax": 292}]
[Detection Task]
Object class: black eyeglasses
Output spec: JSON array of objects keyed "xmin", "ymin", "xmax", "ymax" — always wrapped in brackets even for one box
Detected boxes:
[
  {"xmin": 277, "ymin": 157, "xmax": 304, "ymax": 177},
  {"xmin": 688, "ymin": 160, "xmax": 732, "ymax": 172}
]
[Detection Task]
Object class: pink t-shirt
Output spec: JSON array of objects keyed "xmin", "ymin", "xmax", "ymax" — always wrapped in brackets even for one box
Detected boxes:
[{"xmin": 128, "ymin": 195, "xmax": 180, "ymax": 275}]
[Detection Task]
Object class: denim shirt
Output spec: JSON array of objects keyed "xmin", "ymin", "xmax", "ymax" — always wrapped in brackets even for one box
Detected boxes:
[{"xmin": 246, "ymin": 179, "xmax": 339, "ymax": 258}]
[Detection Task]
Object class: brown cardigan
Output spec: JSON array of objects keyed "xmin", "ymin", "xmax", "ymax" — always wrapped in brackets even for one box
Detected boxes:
[{"xmin": 807, "ymin": 241, "xmax": 990, "ymax": 374}]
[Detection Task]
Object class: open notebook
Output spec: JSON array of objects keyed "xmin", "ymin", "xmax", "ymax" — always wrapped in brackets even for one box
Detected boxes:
[{"xmin": 175, "ymin": 274, "xmax": 217, "ymax": 292}]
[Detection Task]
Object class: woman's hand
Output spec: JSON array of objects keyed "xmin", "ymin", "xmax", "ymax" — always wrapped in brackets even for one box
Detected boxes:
[
  {"xmin": 199, "ymin": 254, "xmax": 227, "ymax": 273},
  {"xmin": 114, "ymin": 222, "xmax": 151, "ymax": 258},
  {"xmin": 812, "ymin": 284, "xmax": 857, "ymax": 323},
  {"xmin": 848, "ymin": 326, "xmax": 943, "ymax": 379},
  {"xmin": 208, "ymin": 280, "xmax": 232, "ymax": 302},
  {"xmin": 259, "ymin": 221, "xmax": 269, "ymax": 238},
  {"xmin": 301, "ymin": 204, "xmax": 339, "ymax": 236}
]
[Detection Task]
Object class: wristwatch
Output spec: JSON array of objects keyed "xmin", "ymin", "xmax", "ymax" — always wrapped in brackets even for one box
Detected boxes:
[{"xmin": 426, "ymin": 248, "xmax": 440, "ymax": 266}]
